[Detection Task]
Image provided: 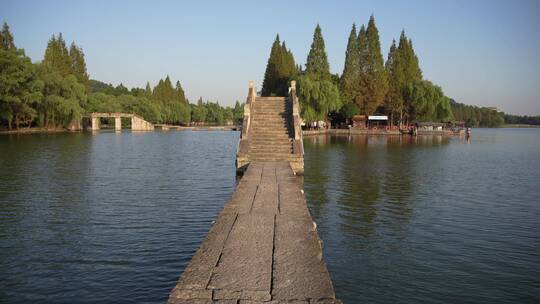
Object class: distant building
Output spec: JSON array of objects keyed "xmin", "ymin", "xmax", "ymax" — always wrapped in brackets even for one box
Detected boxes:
[{"xmin": 487, "ymin": 107, "xmax": 499, "ymax": 112}]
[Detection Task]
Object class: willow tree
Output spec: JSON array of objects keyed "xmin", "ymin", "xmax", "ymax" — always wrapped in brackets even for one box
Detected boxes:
[
  {"xmin": 403, "ymin": 80, "xmax": 453, "ymax": 122},
  {"xmin": 297, "ymin": 24, "xmax": 341, "ymax": 123}
]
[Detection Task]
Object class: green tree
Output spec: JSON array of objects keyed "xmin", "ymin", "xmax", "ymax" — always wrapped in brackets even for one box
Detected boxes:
[
  {"xmin": 1, "ymin": 22, "xmax": 16, "ymax": 50},
  {"xmin": 43, "ymin": 33, "xmax": 72, "ymax": 76},
  {"xmin": 0, "ymin": 48, "xmax": 42, "ymax": 129},
  {"xmin": 297, "ymin": 24, "xmax": 341, "ymax": 123},
  {"xmin": 261, "ymin": 35, "xmax": 297, "ymax": 96},
  {"xmin": 358, "ymin": 15, "xmax": 388, "ymax": 115},
  {"xmin": 403, "ymin": 80, "xmax": 453, "ymax": 122},
  {"xmin": 69, "ymin": 42, "xmax": 89, "ymax": 89},
  {"xmin": 305, "ymin": 24, "xmax": 330, "ymax": 79},
  {"xmin": 340, "ymin": 23, "xmax": 361, "ymax": 107},
  {"xmin": 233, "ymin": 100, "xmax": 244, "ymax": 123},
  {"xmin": 37, "ymin": 64, "xmax": 87, "ymax": 128},
  {"xmin": 385, "ymin": 31, "xmax": 422, "ymax": 124},
  {"xmin": 300, "ymin": 26, "xmax": 339, "ymax": 120}
]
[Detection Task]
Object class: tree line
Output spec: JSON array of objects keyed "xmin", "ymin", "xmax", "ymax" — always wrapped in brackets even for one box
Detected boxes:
[
  {"xmin": 0, "ymin": 22, "xmax": 243, "ymax": 130},
  {"xmin": 261, "ymin": 16, "xmax": 516, "ymax": 127}
]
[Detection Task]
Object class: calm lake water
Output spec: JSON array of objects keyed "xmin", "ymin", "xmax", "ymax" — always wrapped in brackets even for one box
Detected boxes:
[{"xmin": 1, "ymin": 129, "xmax": 539, "ymax": 303}]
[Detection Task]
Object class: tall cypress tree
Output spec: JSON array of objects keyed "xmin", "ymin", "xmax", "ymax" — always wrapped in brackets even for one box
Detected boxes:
[
  {"xmin": 357, "ymin": 25, "xmax": 369, "ymax": 75},
  {"xmin": 175, "ymin": 80, "xmax": 186, "ymax": 103},
  {"xmin": 386, "ymin": 30, "xmax": 423, "ymax": 125},
  {"xmin": 43, "ymin": 33, "xmax": 72, "ymax": 76},
  {"xmin": 0, "ymin": 22, "xmax": 16, "ymax": 50},
  {"xmin": 340, "ymin": 23, "xmax": 360, "ymax": 106},
  {"xmin": 305, "ymin": 24, "xmax": 330, "ymax": 80},
  {"xmin": 261, "ymin": 35, "xmax": 296, "ymax": 96},
  {"xmin": 359, "ymin": 15, "xmax": 388, "ymax": 115},
  {"xmin": 69, "ymin": 42, "xmax": 89, "ymax": 88},
  {"xmin": 297, "ymin": 24, "xmax": 341, "ymax": 122},
  {"xmin": 145, "ymin": 82, "xmax": 152, "ymax": 97},
  {"xmin": 399, "ymin": 32, "xmax": 422, "ymax": 83},
  {"xmin": 385, "ymin": 39, "xmax": 401, "ymax": 125},
  {"xmin": 261, "ymin": 35, "xmax": 282, "ymax": 96}
]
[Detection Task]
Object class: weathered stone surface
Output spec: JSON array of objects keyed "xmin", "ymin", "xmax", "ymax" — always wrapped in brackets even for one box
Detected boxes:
[
  {"xmin": 208, "ymin": 213, "xmax": 274, "ymax": 293},
  {"xmin": 173, "ymin": 213, "xmax": 237, "ymax": 290},
  {"xmin": 277, "ymin": 183, "xmax": 309, "ymax": 216},
  {"xmin": 272, "ymin": 214, "xmax": 335, "ymax": 301},
  {"xmin": 169, "ymin": 161, "xmax": 337, "ymax": 303},
  {"xmin": 251, "ymin": 183, "xmax": 278, "ymax": 214},
  {"xmin": 169, "ymin": 288, "xmax": 212, "ymax": 300},
  {"xmin": 213, "ymin": 289, "xmax": 271, "ymax": 301},
  {"xmin": 223, "ymin": 181, "xmax": 258, "ymax": 214}
]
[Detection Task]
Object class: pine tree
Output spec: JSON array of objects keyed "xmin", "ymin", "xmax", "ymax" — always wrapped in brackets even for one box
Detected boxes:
[
  {"xmin": 262, "ymin": 35, "xmax": 281, "ymax": 96},
  {"xmin": 175, "ymin": 80, "xmax": 186, "ymax": 103},
  {"xmin": 340, "ymin": 23, "xmax": 360, "ymax": 106},
  {"xmin": 399, "ymin": 32, "xmax": 422, "ymax": 83},
  {"xmin": 305, "ymin": 24, "xmax": 330, "ymax": 80},
  {"xmin": 0, "ymin": 22, "xmax": 16, "ymax": 50},
  {"xmin": 69, "ymin": 42, "xmax": 89, "ymax": 88},
  {"xmin": 145, "ymin": 82, "xmax": 152, "ymax": 97},
  {"xmin": 384, "ymin": 39, "xmax": 401, "ymax": 125},
  {"xmin": 386, "ymin": 30, "xmax": 423, "ymax": 125},
  {"xmin": 261, "ymin": 35, "xmax": 297, "ymax": 96},
  {"xmin": 297, "ymin": 24, "xmax": 341, "ymax": 122},
  {"xmin": 358, "ymin": 15, "xmax": 388, "ymax": 115},
  {"xmin": 43, "ymin": 33, "xmax": 72, "ymax": 76},
  {"xmin": 357, "ymin": 25, "xmax": 369, "ymax": 75}
]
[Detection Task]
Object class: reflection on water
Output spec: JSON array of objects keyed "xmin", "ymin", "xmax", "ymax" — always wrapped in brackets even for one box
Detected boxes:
[
  {"xmin": 0, "ymin": 131, "xmax": 239, "ymax": 303},
  {"xmin": 304, "ymin": 130, "xmax": 540, "ymax": 304},
  {"xmin": 1, "ymin": 129, "xmax": 539, "ymax": 303}
]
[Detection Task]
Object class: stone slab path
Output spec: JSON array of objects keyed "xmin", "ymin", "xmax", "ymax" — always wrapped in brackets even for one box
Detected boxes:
[{"xmin": 168, "ymin": 162, "xmax": 339, "ymax": 304}]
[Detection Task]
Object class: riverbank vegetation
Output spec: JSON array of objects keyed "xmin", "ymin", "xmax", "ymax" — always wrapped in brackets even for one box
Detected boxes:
[
  {"xmin": 261, "ymin": 16, "xmax": 536, "ymax": 128},
  {"xmin": 0, "ymin": 22, "xmax": 243, "ymax": 130}
]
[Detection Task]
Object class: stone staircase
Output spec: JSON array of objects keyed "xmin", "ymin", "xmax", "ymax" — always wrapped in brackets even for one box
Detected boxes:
[
  {"xmin": 248, "ymin": 97, "xmax": 295, "ymax": 161},
  {"xmin": 237, "ymin": 82, "xmax": 304, "ymax": 174}
]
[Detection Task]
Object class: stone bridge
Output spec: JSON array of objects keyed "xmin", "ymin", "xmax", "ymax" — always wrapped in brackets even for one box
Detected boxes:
[
  {"xmin": 87, "ymin": 112, "xmax": 154, "ymax": 131},
  {"xmin": 167, "ymin": 82, "xmax": 339, "ymax": 303}
]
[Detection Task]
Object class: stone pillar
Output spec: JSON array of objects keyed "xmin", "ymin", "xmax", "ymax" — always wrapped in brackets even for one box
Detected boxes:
[
  {"xmin": 131, "ymin": 116, "xmax": 154, "ymax": 131},
  {"xmin": 115, "ymin": 116, "xmax": 122, "ymax": 131},
  {"xmin": 131, "ymin": 116, "xmax": 139, "ymax": 131},
  {"xmin": 91, "ymin": 117, "xmax": 100, "ymax": 130}
]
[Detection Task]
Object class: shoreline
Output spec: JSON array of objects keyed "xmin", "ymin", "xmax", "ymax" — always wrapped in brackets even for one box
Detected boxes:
[
  {"xmin": 303, "ymin": 128, "xmax": 463, "ymax": 136},
  {"xmin": 0, "ymin": 126, "xmax": 239, "ymax": 135},
  {"xmin": 3, "ymin": 125, "xmax": 539, "ymax": 135}
]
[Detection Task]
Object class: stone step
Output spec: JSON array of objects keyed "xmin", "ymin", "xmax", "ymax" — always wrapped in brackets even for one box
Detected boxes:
[
  {"xmin": 249, "ymin": 155, "xmax": 302, "ymax": 162},
  {"xmin": 250, "ymin": 139, "xmax": 293, "ymax": 145},
  {"xmin": 250, "ymin": 121, "xmax": 288, "ymax": 125},
  {"xmin": 251, "ymin": 125, "xmax": 289, "ymax": 129},
  {"xmin": 255, "ymin": 97, "xmax": 286, "ymax": 101},
  {"xmin": 253, "ymin": 103, "xmax": 286, "ymax": 107},
  {"xmin": 250, "ymin": 132, "xmax": 290, "ymax": 137},
  {"xmin": 252, "ymin": 112, "xmax": 289, "ymax": 119},
  {"xmin": 253, "ymin": 109, "xmax": 288, "ymax": 116},
  {"xmin": 251, "ymin": 126, "xmax": 289, "ymax": 131},
  {"xmin": 249, "ymin": 147, "xmax": 293, "ymax": 154}
]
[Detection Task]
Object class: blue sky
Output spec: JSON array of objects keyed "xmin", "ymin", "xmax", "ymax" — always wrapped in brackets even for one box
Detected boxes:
[{"xmin": 1, "ymin": 0, "xmax": 539, "ymax": 114}]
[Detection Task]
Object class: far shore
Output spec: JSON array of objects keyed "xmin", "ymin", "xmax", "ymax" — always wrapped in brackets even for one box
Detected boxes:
[
  {"xmin": 500, "ymin": 124, "xmax": 540, "ymax": 128},
  {"xmin": 3, "ymin": 124, "xmax": 540, "ymax": 135},
  {"xmin": 0, "ymin": 126, "xmax": 239, "ymax": 135}
]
